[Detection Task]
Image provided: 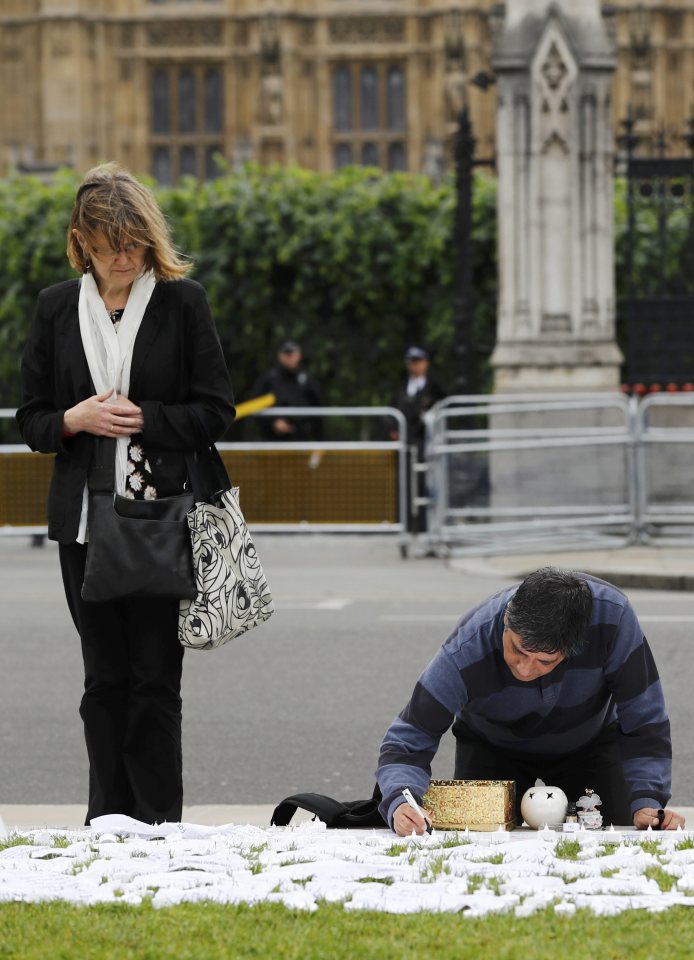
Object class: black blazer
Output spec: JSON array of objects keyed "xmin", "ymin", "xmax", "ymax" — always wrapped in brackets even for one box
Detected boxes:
[{"xmin": 17, "ymin": 277, "xmax": 235, "ymax": 542}]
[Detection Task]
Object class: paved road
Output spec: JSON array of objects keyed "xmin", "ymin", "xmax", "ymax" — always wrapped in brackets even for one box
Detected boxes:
[{"xmin": 1, "ymin": 536, "xmax": 693, "ymax": 810}]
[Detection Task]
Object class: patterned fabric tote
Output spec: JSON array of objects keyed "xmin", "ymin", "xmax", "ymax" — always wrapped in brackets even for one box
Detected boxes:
[{"xmin": 178, "ymin": 487, "xmax": 274, "ymax": 650}]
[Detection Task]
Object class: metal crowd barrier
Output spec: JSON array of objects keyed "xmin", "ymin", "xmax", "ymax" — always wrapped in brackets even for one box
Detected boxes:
[
  {"xmin": 0, "ymin": 406, "xmax": 408, "ymax": 540},
  {"xmin": 635, "ymin": 393, "xmax": 694, "ymax": 544},
  {"xmin": 422, "ymin": 393, "xmax": 638, "ymax": 556},
  {"xmin": 6, "ymin": 396, "xmax": 694, "ymax": 553}
]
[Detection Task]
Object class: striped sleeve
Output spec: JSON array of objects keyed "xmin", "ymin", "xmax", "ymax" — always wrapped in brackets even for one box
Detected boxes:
[
  {"xmin": 605, "ymin": 601, "xmax": 672, "ymax": 815},
  {"xmin": 376, "ymin": 646, "xmax": 466, "ymax": 828}
]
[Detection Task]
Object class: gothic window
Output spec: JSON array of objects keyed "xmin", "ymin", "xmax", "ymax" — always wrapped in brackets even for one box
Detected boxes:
[
  {"xmin": 204, "ymin": 69, "xmax": 223, "ymax": 133},
  {"xmin": 179, "ymin": 70, "xmax": 196, "ymax": 134},
  {"xmin": 149, "ymin": 64, "xmax": 225, "ymax": 181},
  {"xmin": 152, "ymin": 147, "xmax": 171, "ymax": 186},
  {"xmin": 387, "ymin": 66, "xmax": 406, "ymax": 130},
  {"xmin": 362, "ymin": 142, "xmax": 379, "ymax": 167},
  {"xmin": 335, "ymin": 144, "xmax": 353, "ymax": 169},
  {"xmin": 361, "ymin": 66, "xmax": 378, "ymax": 130},
  {"xmin": 334, "ymin": 66, "xmax": 353, "ymax": 131},
  {"xmin": 152, "ymin": 69, "xmax": 170, "ymax": 134},
  {"xmin": 180, "ymin": 145, "xmax": 197, "ymax": 177},
  {"xmin": 206, "ymin": 147, "xmax": 223, "ymax": 179},
  {"xmin": 332, "ymin": 62, "xmax": 408, "ymax": 171},
  {"xmin": 387, "ymin": 142, "xmax": 407, "ymax": 172}
]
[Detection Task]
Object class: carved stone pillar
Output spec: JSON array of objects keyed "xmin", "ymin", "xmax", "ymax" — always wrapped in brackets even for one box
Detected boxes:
[{"xmin": 490, "ymin": 0, "xmax": 622, "ymax": 391}]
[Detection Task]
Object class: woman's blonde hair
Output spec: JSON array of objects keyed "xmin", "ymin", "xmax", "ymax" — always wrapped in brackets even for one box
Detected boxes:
[{"xmin": 67, "ymin": 162, "xmax": 190, "ymax": 279}]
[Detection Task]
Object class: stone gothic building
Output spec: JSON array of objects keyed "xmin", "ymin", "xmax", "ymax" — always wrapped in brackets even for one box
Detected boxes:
[{"xmin": 1, "ymin": 0, "xmax": 693, "ymax": 182}]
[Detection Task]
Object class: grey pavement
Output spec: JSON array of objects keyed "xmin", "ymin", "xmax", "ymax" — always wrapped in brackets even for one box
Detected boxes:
[
  {"xmin": 449, "ymin": 544, "xmax": 694, "ymax": 591},
  {"xmin": 2, "ymin": 534, "xmax": 694, "ymax": 831}
]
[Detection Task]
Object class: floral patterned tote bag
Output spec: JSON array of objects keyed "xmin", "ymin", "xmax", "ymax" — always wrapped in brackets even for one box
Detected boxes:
[{"xmin": 178, "ymin": 481, "xmax": 274, "ymax": 650}]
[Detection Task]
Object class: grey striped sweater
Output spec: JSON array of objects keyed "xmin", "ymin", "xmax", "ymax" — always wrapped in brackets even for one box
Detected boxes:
[{"xmin": 376, "ymin": 576, "xmax": 671, "ymax": 827}]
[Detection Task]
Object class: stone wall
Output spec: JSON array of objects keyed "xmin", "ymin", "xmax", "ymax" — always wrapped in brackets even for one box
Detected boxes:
[{"xmin": 2, "ymin": 1, "xmax": 694, "ymax": 180}]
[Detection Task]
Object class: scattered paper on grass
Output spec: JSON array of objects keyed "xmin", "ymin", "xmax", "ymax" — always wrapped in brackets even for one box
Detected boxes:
[{"xmin": 1, "ymin": 819, "xmax": 694, "ymax": 917}]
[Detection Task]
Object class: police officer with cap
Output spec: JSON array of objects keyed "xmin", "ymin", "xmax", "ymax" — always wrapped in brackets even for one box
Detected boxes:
[
  {"xmin": 391, "ymin": 346, "xmax": 446, "ymax": 445},
  {"xmin": 390, "ymin": 346, "xmax": 446, "ymax": 533},
  {"xmin": 251, "ymin": 340, "xmax": 323, "ymax": 440}
]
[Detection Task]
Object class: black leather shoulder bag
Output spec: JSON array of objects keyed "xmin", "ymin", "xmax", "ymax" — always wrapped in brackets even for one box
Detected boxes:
[{"xmin": 81, "ymin": 438, "xmax": 195, "ymax": 603}]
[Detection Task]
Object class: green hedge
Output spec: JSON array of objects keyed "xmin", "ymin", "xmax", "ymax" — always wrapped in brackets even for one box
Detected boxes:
[
  {"xmin": 1, "ymin": 165, "xmax": 686, "ymax": 415},
  {"xmin": 0, "ymin": 166, "xmax": 496, "ymax": 413}
]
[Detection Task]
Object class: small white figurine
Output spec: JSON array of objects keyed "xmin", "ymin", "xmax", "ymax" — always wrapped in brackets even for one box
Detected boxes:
[{"xmin": 576, "ymin": 787, "xmax": 603, "ymax": 829}]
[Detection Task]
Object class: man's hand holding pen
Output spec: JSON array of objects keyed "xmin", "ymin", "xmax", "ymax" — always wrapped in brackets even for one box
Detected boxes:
[{"xmin": 393, "ymin": 789, "xmax": 433, "ymax": 836}]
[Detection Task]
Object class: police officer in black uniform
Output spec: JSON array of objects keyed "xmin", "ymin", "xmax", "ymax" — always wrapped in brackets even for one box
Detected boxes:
[
  {"xmin": 391, "ymin": 346, "xmax": 446, "ymax": 446},
  {"xmin": 390, "ymin": 346, "xmax": 446, "ymax": 534},
  {"xmin": 251, "ymin": 340, "xmax": 323, "ymax": 441}
]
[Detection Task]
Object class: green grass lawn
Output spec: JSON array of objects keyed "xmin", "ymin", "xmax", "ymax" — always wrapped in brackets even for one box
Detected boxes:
[{"xmin": 0, "ymin": 902, "xmax": 691, "ymax": 960}]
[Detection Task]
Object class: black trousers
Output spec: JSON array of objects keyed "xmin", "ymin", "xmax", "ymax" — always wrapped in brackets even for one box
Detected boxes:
[
  {"xmin": 59, "ymin": 542, "xmax": 184, "ymax": 825},
  {"xmin": 453, "ymin": 719, "xmax": 632, "ymax": 826}
]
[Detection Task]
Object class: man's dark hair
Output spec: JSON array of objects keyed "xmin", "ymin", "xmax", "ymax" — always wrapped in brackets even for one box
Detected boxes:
[{"xmin": 505, "ymin": 567, "xmax": 593, "ymax": 658}]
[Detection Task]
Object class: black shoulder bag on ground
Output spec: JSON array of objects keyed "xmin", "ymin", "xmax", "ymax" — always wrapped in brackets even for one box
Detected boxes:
[
  {"xmin": 81, "ymin": 438, "xmax": 196, "ymax": 603},
  {"xmin": 271, "ymin": 785, "xmax": 386, "ymax": 829}
]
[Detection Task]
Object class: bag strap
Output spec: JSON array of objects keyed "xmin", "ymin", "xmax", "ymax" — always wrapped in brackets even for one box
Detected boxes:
[
  {"xmin": 184, "ymin": 408, "xmax": 232, "ymax": 502},
  {"xmin": 185, "ymin": 445, "xmax": 231, "ymax": 503},
  {"xmin": 270, "ymin": 793, "xmax": 354, "ymax": 828}
]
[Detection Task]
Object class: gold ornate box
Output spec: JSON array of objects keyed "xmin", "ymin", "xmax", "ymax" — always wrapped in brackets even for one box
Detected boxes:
[{"xmin": 422, "ymin": 779, "xmax": 516, "ymax": 831}]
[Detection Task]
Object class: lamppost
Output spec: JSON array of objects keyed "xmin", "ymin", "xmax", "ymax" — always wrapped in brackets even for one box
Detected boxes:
[
  {"xmin": 451, "ymin": 72, "xmax": 495, "ymax": 396},
  {"xmin": 452, "ymin": 108, "xmax": 475, "ymax": 396}
]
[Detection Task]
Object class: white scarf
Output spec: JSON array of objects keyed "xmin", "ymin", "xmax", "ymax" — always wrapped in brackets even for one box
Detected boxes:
[{"xmin": 78, "ymin": 269, "xmax": 156, "ymax": 496}]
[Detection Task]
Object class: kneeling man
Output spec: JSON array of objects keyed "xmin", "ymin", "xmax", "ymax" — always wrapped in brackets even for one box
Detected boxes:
[{"xmin": 377, "ymin": 567, "xmax": 685, "ymax": 836}]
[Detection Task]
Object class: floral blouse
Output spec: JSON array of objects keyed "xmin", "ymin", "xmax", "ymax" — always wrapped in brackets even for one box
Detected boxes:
[{"xmin": 110, "ymin": 308, "xmax": 158, "ymax": 502}]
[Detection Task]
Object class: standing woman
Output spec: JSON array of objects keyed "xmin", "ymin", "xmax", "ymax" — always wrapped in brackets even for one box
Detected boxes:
[{"xmin": 17, "ymin": 163, "xmax": 235, "ymax": 824}]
